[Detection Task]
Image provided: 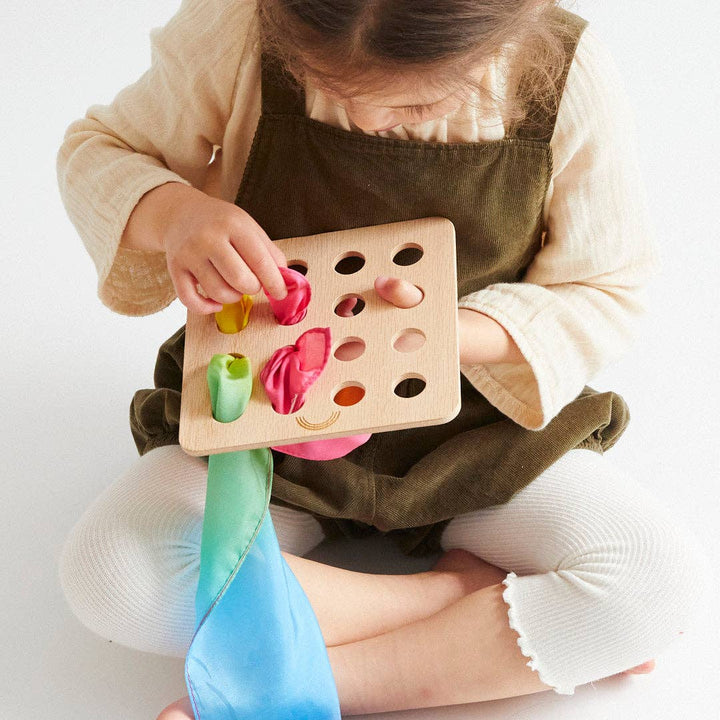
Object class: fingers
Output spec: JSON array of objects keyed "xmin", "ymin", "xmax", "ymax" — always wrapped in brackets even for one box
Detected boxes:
[
  {"xmin": 336, "ymin": 279, "xmax": 422, "ymax": 319},
  {"xmin": 195, "ymin": 259, "xmax": 246, "ymax": 304},
  {"xmin": 174, "ymin": 270, "xmax": 223, "ymax": 314},
  {"xmin": 335, "ymin": 297, "xmax": 358, "ymax": 317},
  {"xmin": 209, "ymin": 244, "xmax": 263, "ymax": 296},
  {"xmin": 374, "ymin": 276, "xmax": 424, "ymax": 308},
  {"xmin": 175, "ymin": 267, "xmax": 424, "ymax": 317},
  {"xmin": 266, "ymin": 239, "xmax": 288, "ymax": 270},
  {"xmin": 230, "ymin": 214, "xmax": 288, "ymax": 300}
]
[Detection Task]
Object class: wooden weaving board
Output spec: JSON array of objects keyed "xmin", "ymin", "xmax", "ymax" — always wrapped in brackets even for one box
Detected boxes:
[{"xmin": 179, "ymin": 217, "xmax": 460, "ymax": 456}]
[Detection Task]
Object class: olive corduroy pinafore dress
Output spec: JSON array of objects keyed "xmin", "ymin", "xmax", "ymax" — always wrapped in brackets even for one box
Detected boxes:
[{"xmin": 130, "ymin": 9, "xmax": 629, "ymax": 557}]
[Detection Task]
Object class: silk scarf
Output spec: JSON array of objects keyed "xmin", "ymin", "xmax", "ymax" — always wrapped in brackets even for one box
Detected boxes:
[{"xmin": 184, "ymin": 353, "xmax": 342, "ymax": 719}]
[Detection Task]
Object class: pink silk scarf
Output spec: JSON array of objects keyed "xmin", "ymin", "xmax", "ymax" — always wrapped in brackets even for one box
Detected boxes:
[{"xmin": 261, "ymin": 268, "xmax": 371, "ymax": 460}]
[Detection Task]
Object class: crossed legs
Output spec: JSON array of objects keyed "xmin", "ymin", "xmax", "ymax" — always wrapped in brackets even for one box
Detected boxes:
[{"xmin": 57, "ymin": 446, "xmax": 708, "ymax": 718}]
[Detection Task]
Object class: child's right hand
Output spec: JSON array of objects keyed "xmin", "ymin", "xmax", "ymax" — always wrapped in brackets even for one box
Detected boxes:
[{"xmin": 138, "ymin": 183, "xmax": 288, "ymax": 314}]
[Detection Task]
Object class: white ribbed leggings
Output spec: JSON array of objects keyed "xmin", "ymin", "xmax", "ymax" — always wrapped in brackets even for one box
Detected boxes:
[{"xmin": 58, "ymin": 445, "xmax": 710, "ymax": 695}]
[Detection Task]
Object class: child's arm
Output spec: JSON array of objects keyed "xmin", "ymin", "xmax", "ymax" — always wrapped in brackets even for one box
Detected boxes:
[
  {"xmin": 457, "ymin": 309, "xmax": 524, "ymax": 365},
  {"xmin": 457, "ymin": 29, "xmax": 661, "ymax": 431},
  {"xmin": 56, "ymin": 0, "xmax": 258, "ymax": 316}
]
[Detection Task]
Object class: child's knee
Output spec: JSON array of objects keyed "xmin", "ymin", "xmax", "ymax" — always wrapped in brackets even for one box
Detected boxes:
[
  {"xmin": 501, "ymin": 512, "xmax": 710, "ymax": 693},
  {"xmin": 58, "ymin": 491, "xmax": 200, "ymax": 657},
  {"xmin": 58, "ymin": 511, "xmax": 125, "ymax": 646},
  {"xmin": 625, "ymin": 516, "xmax": 711, "ymax": 639},
  {"xmin": 568, "ymin": 507, "xmax": 710, "ymax": 652}
]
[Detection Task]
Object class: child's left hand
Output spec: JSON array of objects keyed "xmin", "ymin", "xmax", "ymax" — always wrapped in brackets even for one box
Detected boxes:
[{"xmin": 367, "ymin": 277, "xmax": 525, "ymax": 365}]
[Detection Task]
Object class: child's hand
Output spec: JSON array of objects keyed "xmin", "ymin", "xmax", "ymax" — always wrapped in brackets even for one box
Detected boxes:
[
  {"xmin": 335, "ymin": 277, "xmax": 423, "ymax": 354},
  {"xmin": 369, "ymin": 278, "xmax": 524, "ymax": 364},
  {"xmin": 156, "ymin": 184, "xmax": 288, "ymax": 314}
]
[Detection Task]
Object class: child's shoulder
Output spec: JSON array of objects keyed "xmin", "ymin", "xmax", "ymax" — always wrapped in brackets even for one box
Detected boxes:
[
  {"xmin": 152, "ymin": 0, "xmax": 259, "ymax": 53},
  {"xmin": 561, "ymin": 24, "xmax": 634, "ymax": 121},
  {"xmin": 554, "ymin": 24, "xmax": 639, "ymax": 157},
  {"xmin": 146, "ymin": 0, "xmax": 261, "ymax": 90},
  {"xmin": 570, "ymin": 25, "xmax": 625, "ymax": 91}
]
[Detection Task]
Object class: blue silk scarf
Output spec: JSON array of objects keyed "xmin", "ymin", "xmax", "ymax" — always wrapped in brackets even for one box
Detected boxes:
[{"xmin": 184, "ymin": 354, "xmax": 341, "ymax": 719}]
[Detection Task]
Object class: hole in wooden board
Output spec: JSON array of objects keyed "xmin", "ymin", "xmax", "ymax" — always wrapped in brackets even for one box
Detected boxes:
[
  {"xmin": 392, "ymin": 329, "xmax": 426, "ymax": 353},
  {"xmin": 392, "ymin": 244, "xmax": 424, "ymax": 266},
  {"xmin": 333, "ymin": 382, "xmax": 366, "ymax": 406},
  {"xmin": 334, "ymin": 252, "xmax": 366, "ymax": 275},
  {"xmin": 287, "ymin": 261, "xmax": 308, "ymax": 276},
  {"xmin": 333, "ymin": 337, "xmax": 366, "ymax": 361},
  {"xmin": 393, "ymin": 374, "xmax": 426, "ymax": 398},
  {"xmin": 334, "ymin": 294, "xmax": 366, "ymax": 317}
]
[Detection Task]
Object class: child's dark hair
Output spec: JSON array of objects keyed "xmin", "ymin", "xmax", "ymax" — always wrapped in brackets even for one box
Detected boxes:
[{"xmin": 258, "ymin": 0, "xmax": 572, "ymax": 130}]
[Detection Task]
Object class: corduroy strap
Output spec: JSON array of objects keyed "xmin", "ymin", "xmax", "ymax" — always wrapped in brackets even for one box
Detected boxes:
[
  {"xmin": 260, "ymin": 50, "xmax": 306, "ymax": 116},
  {"xmin": 512, "ymin": 8, "xmax": 589, "ymax": 142}
]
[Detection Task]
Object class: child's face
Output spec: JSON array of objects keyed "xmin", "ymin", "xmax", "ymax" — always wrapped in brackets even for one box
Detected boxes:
[{"xmin": 317, "ymin": 66, "xmax": 484, "ymax": 133}]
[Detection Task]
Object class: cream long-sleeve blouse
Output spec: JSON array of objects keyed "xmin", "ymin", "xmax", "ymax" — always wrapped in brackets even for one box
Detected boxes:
[{"xmin": 56, "ymin": 0, "xmax": 660, "ymax": 431}]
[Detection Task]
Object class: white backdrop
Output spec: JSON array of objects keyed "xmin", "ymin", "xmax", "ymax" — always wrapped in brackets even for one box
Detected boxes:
[{"xmin": 1, "ymin": 1, "xmax": 718, "ymax": 718}]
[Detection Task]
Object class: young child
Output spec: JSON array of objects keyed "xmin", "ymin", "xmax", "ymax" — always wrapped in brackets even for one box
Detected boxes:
[{"xmin": 56, "ymin": 0, "xmax": 709, "ymax": 717}]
